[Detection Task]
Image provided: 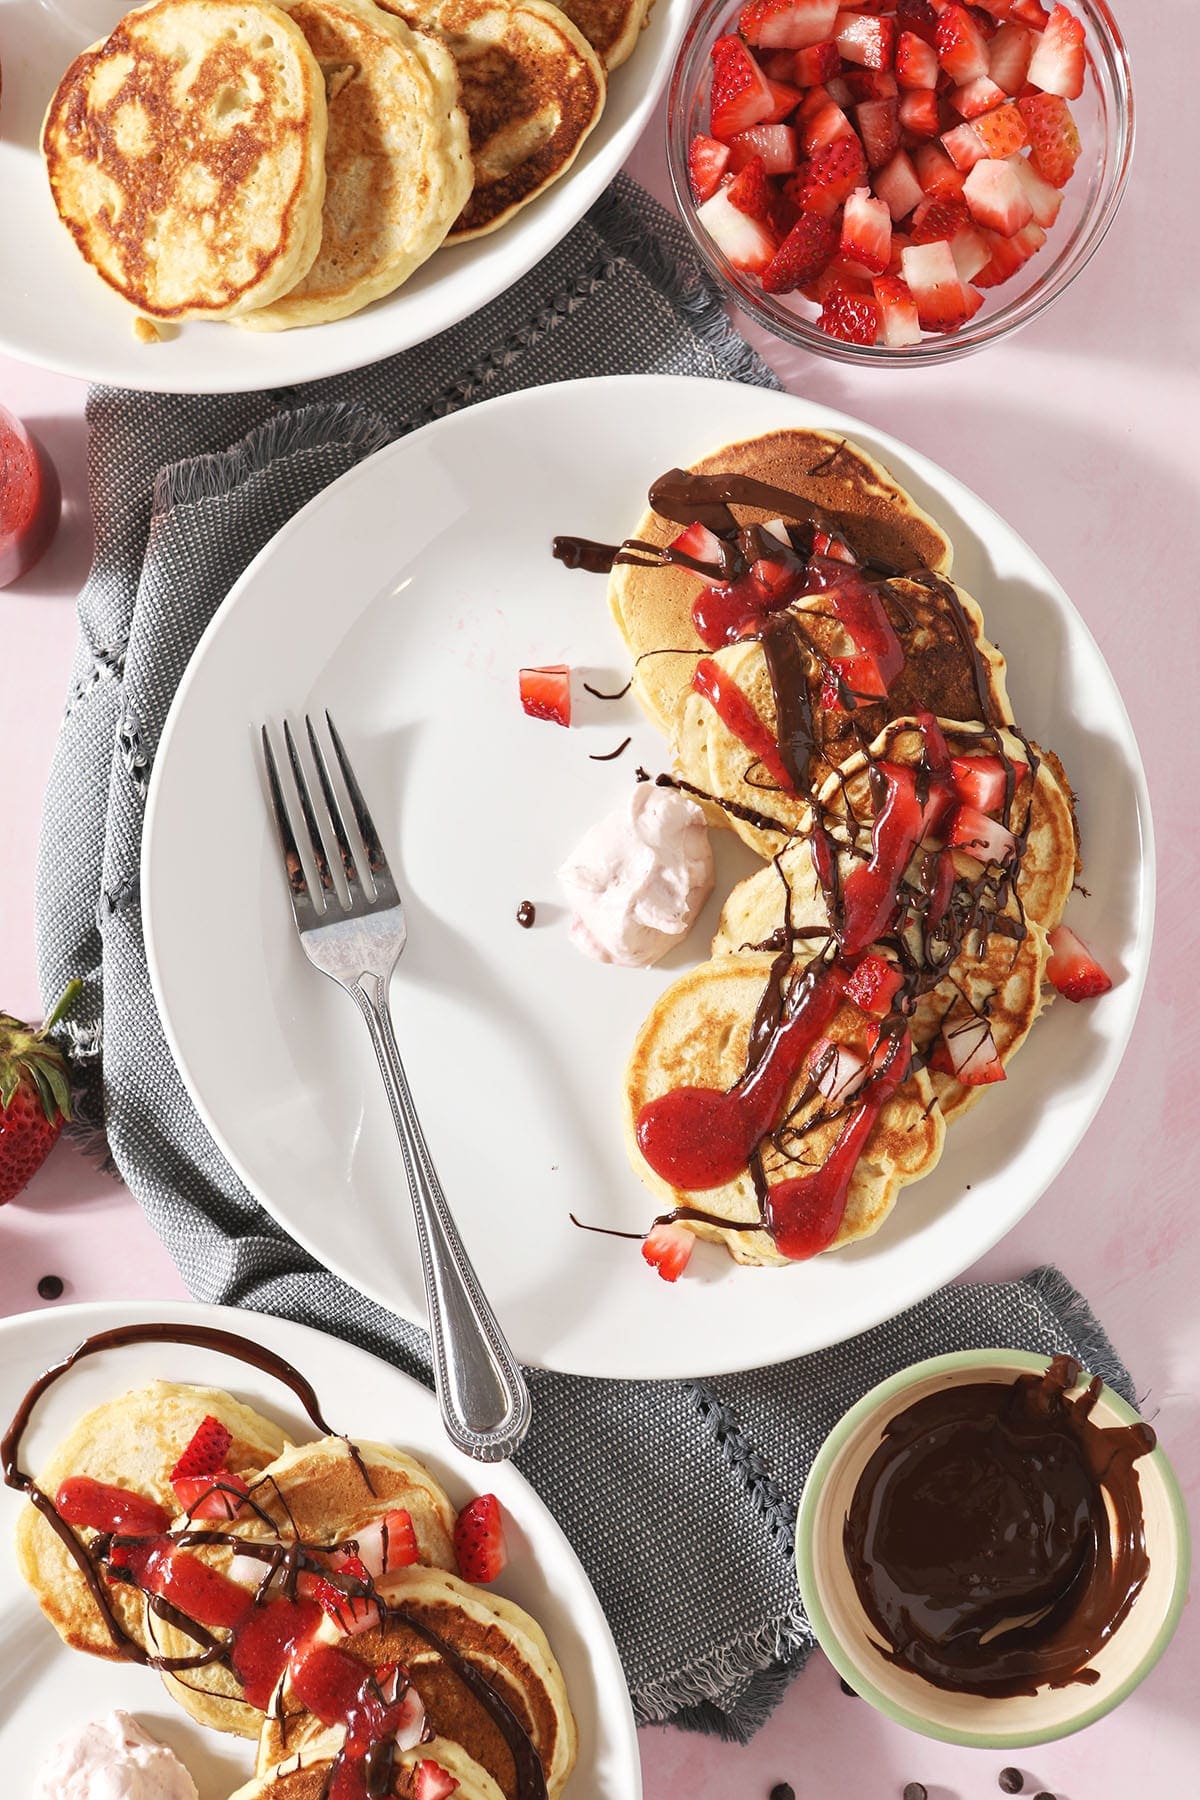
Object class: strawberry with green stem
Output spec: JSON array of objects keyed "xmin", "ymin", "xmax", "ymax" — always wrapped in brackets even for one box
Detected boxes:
[{"xmin": 0, "ymin": 981, "xmax": 80, "ymax": 1204}]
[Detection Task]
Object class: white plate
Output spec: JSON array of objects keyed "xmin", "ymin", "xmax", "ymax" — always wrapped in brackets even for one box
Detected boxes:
[
  {"xmin": 0, "ymin": 1299, "xmax": 639, "ymax": 1798},
  {"xmin": 143, "ymin": 375, "xmax": 1154, "ymax": 1379},
  {"xmin": 0, "ymin": 0, "xmax": 687, "ymax": 394}
]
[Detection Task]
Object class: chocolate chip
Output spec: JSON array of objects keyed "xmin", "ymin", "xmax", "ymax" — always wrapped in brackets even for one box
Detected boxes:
[
  {"xmin": 999, "ymin": 1772, "xmax": 1024, "ymax": 1794},
  {"xmin": 516, "ymin": 900, "xmax": 536, "ymax": 929},
  {"xmin": 1032, "ymin": 1793, "xmax": 1056, "ymax": 1800},
  {"xmin": 839, "ymin": 1676, "xmax": 858, "ymax": 1696},
  {"xmin": 903, "ymin": 1785, "xmax": 928, "ymax": 1800},
  {"xmin": 37, "ymin": 1274, "xmax": 64, "ymax": 1301},
  {"xmin": 769, "ymin": 1786, "xmax": 795, "ymax": 1800}
]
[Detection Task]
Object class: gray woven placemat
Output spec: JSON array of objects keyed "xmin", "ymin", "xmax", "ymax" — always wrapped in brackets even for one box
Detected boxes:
[{"xmin": 33, "ymin": 175, "xmax": 1137, "ymax": 1740}]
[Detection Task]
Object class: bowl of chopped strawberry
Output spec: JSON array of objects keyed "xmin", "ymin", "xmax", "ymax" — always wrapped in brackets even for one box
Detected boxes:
[{"xmin": 667, "ymin": 0, "xmax": 1133, "ymax": 359}]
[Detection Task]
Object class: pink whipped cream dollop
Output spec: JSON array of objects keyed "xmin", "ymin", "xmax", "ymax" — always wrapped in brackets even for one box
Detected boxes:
[
  {"xmin": 558, "ymin": 783, "xmax": 714, "ymax": 967},
  {"xmin": 32, "ymin": 1712, "xmax": 199, "ymax": 1800}
]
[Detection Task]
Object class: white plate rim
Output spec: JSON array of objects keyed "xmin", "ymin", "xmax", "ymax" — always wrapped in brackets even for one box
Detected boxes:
[
  {"xmin": 142, "ymin": 373, "xmax": 1156, "ymax": 1378},
  {"xmin": 0, "ymin": 1295, "xmax": 641, "ymax": 1797}
]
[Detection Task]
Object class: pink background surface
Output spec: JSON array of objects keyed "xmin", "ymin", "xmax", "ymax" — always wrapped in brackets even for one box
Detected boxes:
[{"xmin": 1, "ymin": 4, "xmax": 1196, "ymax": 1790}]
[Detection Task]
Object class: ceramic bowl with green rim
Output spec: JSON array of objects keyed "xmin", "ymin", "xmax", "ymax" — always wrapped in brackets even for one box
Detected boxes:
[{"xmin": 795, "ymin": 1349, "xmax": 1190, "ymax": 1748}]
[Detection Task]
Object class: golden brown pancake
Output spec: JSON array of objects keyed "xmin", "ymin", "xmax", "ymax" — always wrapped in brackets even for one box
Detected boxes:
[
  {"xmin": 610, "ymin": 428, "xmax": 956, "ymax": 739},
  {"xmin": 386, "ymin": 0, "xmax": 606, "ymax": 240},
  {"xmin": 553, "ymin": 0, "xmax": 652, "ymax": 69},
  {"xmin": 231, "ymin": 1735, "xmax": 506, "ymax": 1798},
  {"xmin": 42, "ymin": 0, "xmax": 329, "ymax": 320}
]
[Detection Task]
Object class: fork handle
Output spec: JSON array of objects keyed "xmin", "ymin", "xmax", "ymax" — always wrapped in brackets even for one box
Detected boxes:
[{"xmin": 350, "ymin": 975, "xmax": 532, "ymax": 1463}]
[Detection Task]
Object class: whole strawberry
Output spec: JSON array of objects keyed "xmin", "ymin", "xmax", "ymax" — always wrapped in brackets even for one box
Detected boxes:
[{"xmin": 0, "ymin": 981, "xmax": 80, "ymax": 1204}]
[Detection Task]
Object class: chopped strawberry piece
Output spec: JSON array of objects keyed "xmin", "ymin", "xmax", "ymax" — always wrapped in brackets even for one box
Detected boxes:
[
  {"xmin": 415, "ymin": 1761, "xmax": 460, "ymax": 1800},
  {"xmin": 710, "ymin": 35, "xmax": 776, "ymax": 142},
  {"xmin": 845, "ymin": 68, "xmax": 899, "ymax": 104},
  {"xmin": 763, "ymin": 77, "xmax": 805, "ymax": 121},
  {"xmin": 901, "ymin": 239, "xmax": 974, "ymax": 329},
  {"xmin": 874, "ymin": 148, "xmax": 925, "ymax": 218},
  {"xmin": 793, "ymin": 39, "xmax": 843, "ymax": 84},
  {"xmin": 740, "ymin": 0, "xmax": 840, "ymax": 49},
  {"xmin": 931, "ymin": 1013, "xmax": 1006, "ymax": 1084},
  {"xmin": 950, "ymin": 752, "xmax": 1027, "ymax": 812},
  {"xmin": 308, "ymin": 1570, "xmax": 381, "ymax": 1636},
  {"xmin": 840, "ymin": 951, "xmax": 905, "ymax": 1016},
  {"xmin": 1046, "ymin": 924, "xmax": 1114, "ymax": 1002},
  {"xmin": 1018, "ymin": 91, "xmax": 1081, "ymax": 186},
  {"xmin": 840, "ymin": 187, "xmax": 892, "ymax": 272},
  {"xmin": 972, "ymin": 222, "xmax": 1036, "ymax": 284},
  {"xmin": 170, "ymin": 1414, "xmax": 233, "ymax": 1481},
  {"xmin": 688, "ymin": 134, "xmax": 731, "ymax": 202},
  {"xmin": 798, "ymin": 84, "xmax": 857, "ymax": 153},
  {"xmin": 972, "ymin": 101, "xmax": 1028, "ymax": 156},
  {"xmin": 962, "ymin": 157, "xmax": 1034, "ymax": 234},
  {"xmin": 728, "ymin": 122, "xmax": 799, "ymax": 173},
  {"xmin": 761, "ymin": 209, "xmax": 840, "ymax": 291},
  {"xmin": 897, "ymin": 0, "xmax": 939, "ymax": 46},
  {"xmin": 941, "ymin": 119, "xmax": 988, "ymax": 170},
  {"xmin": 454, "ymin": 1494, "xmax": 508, "ymax": 1584},
  {"xmin": 809, "ymin": 1037, "xmax": 869, "ymax": 1102},
  {"xmin": 936, "ymin": 5, "xmax": 990, "ymax": 84},
  {"xmin": 789, "ymin": 133, "xmax": 868, "ymax": 216},
  {"xmin": 812, "ymin": 528, "xmax": 857, "ymax": 563},
  {"xmin": 727, "ymin": 156, "xmax": 777, "ymax": 225},
  {"xmin": 333, "ymin": 1508, "xmax": 420, "ymax": 1578},
  {"xmin": 896, "ymin": 30, "xmax": 939, "ymax": 88},
  {"xmin": 1027, "ymin": 4, "xmax": 1085, "ymax": 100},
  {"xmin": 948, "ymin": 801, "xmax": 1017, "ymax": 863},
  {"xmin": 1009, "ymin": 152, "xmax": 1063, "ymax": 224},
  {"xmin": 696, "ymin": 186, "xmax": 781, "ymax": 271},
  {"xmin": 173, "ymin": 1470, "xmax": 251, "ymax": 1520},
  {"xmin": 987, "ymin": 21, "xmax": 1034, "ymax": 92},
  {"xmin": 872, "ymin": 273, "xmax": 921, "ymax": 344},
  {"xmin": 641, "ymin": 1220, "xmax": 695, "ymax": 1282},
  {"xmin": 671, "ymin": 521, "xmax": 724, "ymax": 567},
  {"xmin": 856, "ymin": 96, "xmax": 901, "ymax": 167},
  {"xmin": 519, "ymin": 664, "xmax": 571, "ymax": 726},
  {"xmin": 1010, "ymin": 0, "xmax": 1049, "ymax": 25},
  {"xmin": 914, "ymin": 141, "xmax": 966, "ymax": 197},
  {"xmin": 836, "ymin": 11, "xmax": 896, "ymax": 70},
  {"xmin": 56, "ymin": 1477, "xmax": 172, "ymax": 1536},
  {"xmin": 898, "ymin": 89, "xmax": 939, "ymax": 135},
  {"xmin": 953, "ymin": 74, "xmax": 1008, "ymax": 119},
  {"xmin": 911, "ymin": 194, "xmax": 971, "ymax": 243}
]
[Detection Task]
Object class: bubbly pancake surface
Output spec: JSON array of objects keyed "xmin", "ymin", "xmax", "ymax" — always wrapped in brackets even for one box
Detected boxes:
[{"xmin": 42, "ymin": 0, "xmax": 329, "ymax": 319}]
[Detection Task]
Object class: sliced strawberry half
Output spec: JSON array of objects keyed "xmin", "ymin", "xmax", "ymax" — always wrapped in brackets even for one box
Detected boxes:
[
  {"xmin": 798, "ymin": 83, "xmax": 857, "ymax": 153},
  {"xmin": 415, "ymin": 1762, "xmax": 460, "ymax": 1800},
  {"xmin": 726, "ymin": 155, "xmax": 779, "ymax": 226},
  {"xmin": 454, "ymin": 1494, "xmax": 508, "ymax": 1584},
  {"xmin": 839, "ymin": 951, "xmax": 905, "ymax": 1016},
  {"xmin": 688, "ymin": 133, "xmax": 731, "ymax": 202},
  {"xmin": 914, "ymin": 141, "xmax": 966, "ymax": 198},
  {"xmin": 696, "ymin": 185, "xmax": 780, "ymax": 272},
  {"xmin": 857, "ymin": 96, "xmax": 901, "ymax": 168},
  {"xmin": 931, "ymin": 1013, "xmax": 1006, "ymax": 1084},
  {"xmin": 1018, "ymin": 91, "xmax": 1081, "ymax": 186},
  {"xmin": 1046, "ymin": 924, "xmax": 1113, "ymax": 1002},
  {"xmin": 950, "ymin": 752, "xmax": 1027, "ymax": 812},
  {"xmin": 1009, "ymin": 152, "xmax": 1064, "ymax": 225},
  {"xmin": 641, "ymin": 1220, "xmax": 695, "ymax": 1282},
  {"xmin": 519, "ymin": 664, "xmax": 571, "ymax": 726},
  {"xmin": 671, "ymin": 520, "xmax": 725, "ymax": 568},
  {"xmin": 953, "ymin": 74, "xmax": 1008, "ymax": 120},
  {"xmin": 710, "ymin": 35, "xmax": 776, "ymax": 142},
  {"xmin": 941, "ymin": 119, "xmax": 989, "ymax": 171},
  {"xmin": 947, "ymin": 802, "xmax": 1017, "ymax": 864},
  {"xmin": 761, "ymin": 210, "xmax": 840, "ymax": 292},
  {"xmin": 171, "ymin": 1415, "xmax": 233, "ymax": 1482},
  {"xmin": 1027, "ymin": 4, "xmax": 1086, "ymax": 100},
  {"xmin": 898, "ymin": 89, "xmax": 939, "ymax": 136},
  {"xmin": 173, "ymin": 1471, "xmax": 251, "ymax": 1520},
  {"xmin": 333, "ymin": 1507, "xmax": 420, "ymax": 1579}
]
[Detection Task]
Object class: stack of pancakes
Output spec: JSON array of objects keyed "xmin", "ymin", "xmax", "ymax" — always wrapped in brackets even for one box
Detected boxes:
[
  {"xmin": 16, "ymin": 1381, "xmax": 576, "ymax": 1797},
  {"xmin": 41, "ymin": 0, "xmax": 654, "ymax": 331},
  {"xmin": 612, "ymin": 429, "xmax": 1080, "ymax": 1268}
]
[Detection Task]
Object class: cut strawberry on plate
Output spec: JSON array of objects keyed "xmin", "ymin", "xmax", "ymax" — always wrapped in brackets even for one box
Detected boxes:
[
  {"xmin": 641, "ymin": 1220, "xmax": 695, "ymax": 1282},
  {"xmin": 1046, "ymin": 925, "xmax": 1113, "ymax": 1001},
  {"xmin": 761, "ymin": 209, "xmax": 840, "ymax": 291},
  {"xmin": 173, "ymin": 1470, "xmax": 251, "ymax": 1520},
  {"xmin": 947, "ymin": 802, "xmax": 1017, "ymax": 864},
  {"xmin": 333, "ymin": 1507, "xmax": 420, "ymax": 1578},
  {"xmin": 839, "ymin": 951, "xmax": 905, "ymax": 1016},
  {"xmin": 454, "ymin": 1494, "xmax": 508, "ymax": 1583},
  {"xmin": 1026, "ymin": 3, "xmax": 1086, "ymax": 100},
  {"xmin": 519, "ymin": 664, "xmax": 571, "ymax": 726},
  {"xmin": 688, "ymin": 133, "xmax": 731, "ymax": 202},
  {"xmin": 710, "ymin": 35, "xmax": 776, "ymax": 142},
  {"xmin": 950, "ymin": 752, "xmax": 1027, "ymax": 812},
  {"xmin": 671, "ymin": 520, "xmax": 725, "ymax": 566},
  {"xmin": 415, "ymin": 1762, "xmax": 460, "ymax": 1800},
  {"xmin": 931, "ymin": 1014, "xmax": 1006, "ymax": 1084},
  {"xmin": 171, "ymin": 1415, "xmax": 233, "ymax": 1482}
]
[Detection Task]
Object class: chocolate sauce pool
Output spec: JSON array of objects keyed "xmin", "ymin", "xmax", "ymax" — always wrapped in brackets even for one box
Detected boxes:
[{"xmin": 843, "ymin": 1356, "xmax": 1155, "ymax": 1698}]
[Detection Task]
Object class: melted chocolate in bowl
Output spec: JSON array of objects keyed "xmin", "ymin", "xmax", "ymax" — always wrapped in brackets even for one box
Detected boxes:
[{"xmin": 843, "ymin": 1356, "xmax": 1155, "ymax": 1700}]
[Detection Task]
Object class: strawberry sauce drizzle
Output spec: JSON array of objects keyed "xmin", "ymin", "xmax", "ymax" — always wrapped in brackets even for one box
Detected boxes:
[{"xmin": 692, "ymin": 657, "xmax": 794, "ymax": 792}]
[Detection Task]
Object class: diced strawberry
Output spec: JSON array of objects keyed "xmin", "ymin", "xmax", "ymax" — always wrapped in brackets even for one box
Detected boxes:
[
  {"xmin": 761, "ymin": 209, "xmax": 840, "ymax": 291},
  {"xmin": 972, "ymin": 100, "xmax": 1028, "ymax": 156},
  {"xmin": 415, "ymin": 1764, "xmax": 460, "ymax": 1800},
  {"xmin": 1046, "ymin": 924, "xmax": 1113, "ymax": 1002},
  {"xmin": 812, "ymin": 528, "xmax": 857, "ymax": 563},
  {"xmin": 793, "ymin": 40, "xmax": 842, "ymax": 84},
  {"xmin": 56, "ymin": 1477, "xmax": 172, "ymax": 1536},
  {"xmin": 911, "ymin": 194, "xmax": 971, "ymax": 242},
  {"xmin": 962, "ymin": 157, "xmax": 1034, "ymax": 233},
  {"xmin": 727, "ymin": 156, "xmax": 777, "ymax": 225},
  {"xmin": 170, "ymin": 1415, "xmax": 233, "ymax": 1481},
  {"xmin": 836, "ymin": 11, "xmax": 896, "ymax": 70},
  {"xmin": 874, "ymin": 148, "xmax": 926, "ymax": 218},
  {"xmin": 1027, "ymin": 3, "xmax": 1085, "ymax": 100},
  {"xmin": 810, "ymin": 1037, "xmax": 869, "ymax": 1102},
  {"xmin": 818, "ymin": 282, "xmax": 882, "ymax": 343},
  {"xmin": 308, "ymin": 1571, "xmax": 381, "ymax": 1636},
  {"xmin": 798, "ymin": 84, "xmax": 857, "ymax": 153},
  {"xmin": 641, "ymin": 1220, "xmax": 695, "ymax": 1282},
  {"xmin": 764, "ymin": 77, "xmax": 805, "ymax": 121},
  {"xmin": 857, "ymin": 96, "xmax": 901, "ymax": 167},
  {"xmin": 728, "ymin": 123, "xmax": 799, "ymax": 174},
  {"xmin": 710, "ymin": 35, "xmax": 776, "ymax": 142},
  {"xmin": 935, "ymin": 5, "xmax": 990, "ymax": 83},
  {"xmin": 840, "ymin": 951, "xmax": 905, "ymax": 1015},
  {"xmin": 688, "ymin": 134, "xmax": 731, "ymax": 202},
  {"xmin": 172, "ymin": 1470, "xmax": 250, "ymax": 1520},
  {"xmin": 840, "ymin": 187, "xmax": 892, "ymax": 272},
  {"xmin": 671, "ymin": 521, "xmax": 724, "ymax": 566},
  {"xmin": 896, "ymin": 30, "xmax": 939, "ymax": 87},
  {"xmin": 948, "ymin": 801, "xmax": 1017, "ymax": 863},
  {"xmin": 988, "ymin": 21, "xmax": 1034, "ymax": 92},
  {"xmin": 333, "ymin": 1508, "xmax": 420, "ymax": 1579},
  {"xmin": 454, "ymin": 1494, "xmax": 508, "ymax": 1583},
  {"xmin": 740, "ymin": 0, "xmax": 840, "ymax": 49},
  {"xmin": 896, "ymin": 0, "xmax": 940, "ymax": 46},
  {"xmin": 1010, "ymin": 0, "xmax": 1049, "ymax": 25},
  {"xmin": 901, "ymin": 239, "xmax": 974, "ymax": 329},
  {"xmin": 845, "ymin": 67, "xmax": 900, "ymax": 103},
  {"xmin": 789, "ymin": 133, "xmax": 868, "ymax": 216},
  {"xmin": 931, "ymin": 1014, "xmax": 1006, "ymax": 1084},
  {"xmin": 1008, "ymin": 151, "xmax": 1063, "ymax": 224},
  {"xmin": 953, "ymin": 74, "xmax": 1008, "ymax": 119},
  {"xmin": 941, "ymin": 119, "xmax": 988, "ymax": 169},
  {"xmin": 872, "ymin": 273, "xmax": 921, "ymax": 344},
  {"xmin": 762, "ymin": 48, "xmax": 802, "ymax": 81},
  {"xmin": 914, "ymin": 141, "xmax": 966, "ymax": 197},
  {"xmin": 898, "ymin": 89, "xmax": 939, "ymax": 136},
  {"xmin": 519, "ymin": 664, "xmax": 571, "ymax": 726},
  {"xmin": 695, "ymin": 185, "xmax": 780, "ymax": 271},
  {"xmin": 972, "ymin": 222, "xmax": 1034, "ymax": 283},
  {"xmin": 1018, "ymin": 91, "xmax": 1081, "ymax": 186},
  {"xmin": 950, "ymin": 752, "xmax": 1027, "ymax": 812}
]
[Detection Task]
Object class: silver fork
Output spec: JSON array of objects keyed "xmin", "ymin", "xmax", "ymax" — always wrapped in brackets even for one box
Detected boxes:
[{"xmin": 259, "ymin": 712, "xmax": 531, "ymax": 1463}]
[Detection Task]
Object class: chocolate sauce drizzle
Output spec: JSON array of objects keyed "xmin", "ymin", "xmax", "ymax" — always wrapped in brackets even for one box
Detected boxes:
[{"xmin": 2, "ymin": 1323, "xmax": 548, "ymax": 1800}]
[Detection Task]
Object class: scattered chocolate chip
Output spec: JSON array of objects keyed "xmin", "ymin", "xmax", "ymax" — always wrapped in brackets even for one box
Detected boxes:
[
  {"xmin": 902, "ymin": 1786, "xmax": 928, "ymax": 1800},
  {"xmin": 589, "ymin": 735, "xmax": 631, "ymax": 763},
  {"xmin": 1032, "ymin": 1792, "xmax": 1056, "ymax": 1800},
  {"xmin": 998, "ymin": 1772, "xmax": 1024, "ymax": 1794},
  {"xmin": 634, "ymin": 765, "xmax": 651, "ymax": 782},
  {"xmin": 768, "ymin": 1785, "xmax": 795, "ymax": 1800},
  {"xmin": 839, "ymin": 1677, "xmax": 858, "ymax": 1696},
  {"xmin": 516, "ymin": 901, "xmax": 536, "ymax": 929},
  {"xmin": 37, "ymin": 1274, "xmax": 64, "ymax": 1301}
]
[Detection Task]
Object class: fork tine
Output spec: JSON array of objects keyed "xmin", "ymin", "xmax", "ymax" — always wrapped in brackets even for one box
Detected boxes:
[
  {"xmin": 261, "ymin": 726, "xmax": 320, "ymax": 928},
  {"xmin": 323, "ymin": 712, "xmax": 398, "ymax": 902},
  {"xmin": 305, "ymin": 716, "xmax": 364, "ymax": 898},
  {"xmin": 283, "ymin": 720, "xmax": 338, "ymax": 909}
]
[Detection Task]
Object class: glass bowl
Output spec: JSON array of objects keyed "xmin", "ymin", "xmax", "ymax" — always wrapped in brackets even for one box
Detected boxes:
[{"xmin": 666, "ymin": 0, "xmax": 1134, "ymax": 365}]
